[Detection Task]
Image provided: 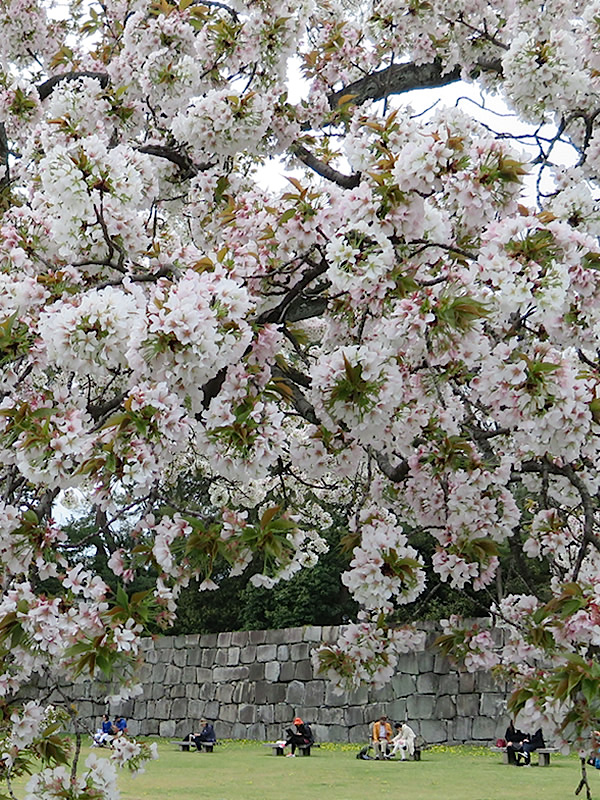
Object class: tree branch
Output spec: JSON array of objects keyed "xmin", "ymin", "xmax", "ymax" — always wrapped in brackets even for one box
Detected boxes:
[
  {"xmin": 328, "ymin": 60, "xmax": 463, "ymax": 109},
  {"xmin": 37, "ymin": 71, "xmax": 109, "ymax": 101},
  {"xmin": 290, "ymin": 143, "xmax": 360, "ymax": 189}
]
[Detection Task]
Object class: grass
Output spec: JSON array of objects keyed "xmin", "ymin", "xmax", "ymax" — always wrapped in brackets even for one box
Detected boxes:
[{"xmin": 11, "ymin": 740, "xmax": 592, "ymax": 800}]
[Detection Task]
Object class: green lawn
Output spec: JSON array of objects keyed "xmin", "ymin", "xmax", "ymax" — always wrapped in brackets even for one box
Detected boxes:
[
  {"xmin": 10, "ymin": 740, "xmax": 593, "ymax": 800},
  {"xmin": 96, "ymin": 741, "xmax": 588, "ymax": 800}
]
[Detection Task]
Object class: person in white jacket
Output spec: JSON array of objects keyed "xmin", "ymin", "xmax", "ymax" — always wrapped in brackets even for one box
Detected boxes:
[{"xmin": 390, "ymin": 721, "xmax": 416, "ymax": 760}]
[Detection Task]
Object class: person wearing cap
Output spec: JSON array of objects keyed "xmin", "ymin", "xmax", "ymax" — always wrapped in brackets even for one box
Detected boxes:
[
  {"xmin": 193, "ymin": 718, "xmax": 217, "ymax": 749},
  {"xmin": 371, "ymin": 715, "xmax": 393, "ymax": 759},
  {"xmin": 284, "ymin": 717, "xmax": 314, "ymax": 756}
]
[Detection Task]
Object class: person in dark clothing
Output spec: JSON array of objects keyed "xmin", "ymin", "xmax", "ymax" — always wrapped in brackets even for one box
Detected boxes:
[
  {"xmin": 517, "ymin": 728, "xmax": 545, "ymax": 766},
  {"xmin": 505, "ymin": 720, "xmax": 528, "ymax": 765},
  {"xmin": 191, "ymin": 719, "xmax": 216, "ymax": 749},
  {"xmin": 285, "ymin": 717, "xmax": 314, "ymax": 756}
]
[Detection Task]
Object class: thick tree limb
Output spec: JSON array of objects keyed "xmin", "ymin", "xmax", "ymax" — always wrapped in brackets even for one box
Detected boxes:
[
  {"xmin": 290, "ymin": 143, "xmax": 360, "ymax": 189},
  {"xmin": 37, "ymin": 71, "xmax": 109, "ymax": 101},
  {"xmin": 328, "ymin": 60, "xmax": 463, "ymax": 110},
  {"xmin": 137, "ymin": 144, "xmax": 214, "ymax": 179}
]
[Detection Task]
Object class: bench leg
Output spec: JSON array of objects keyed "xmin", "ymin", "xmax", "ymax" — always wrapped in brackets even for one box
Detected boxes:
[
  {"xmin": 538, "ymin": 752, "xmax": 550, "ymax": 767},
  {"xmin": 203, "ymin": 744, "xmax": 214, "ymax": 753},
  {"xmin": 275, "ymin": 747, "xmax": 284, "ymax": 756},
  {"xmin": 502, "ymin": 751, "xmax": 510, "ymax": 765},
  {"xmin": 413, "ymin": 750, "xmax": 421, "ymax": 761}
]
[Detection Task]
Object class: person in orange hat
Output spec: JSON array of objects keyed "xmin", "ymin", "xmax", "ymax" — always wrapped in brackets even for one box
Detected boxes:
[{"xmin": 284, "ymin": 717, "xmax": 314, "ymax": 756}]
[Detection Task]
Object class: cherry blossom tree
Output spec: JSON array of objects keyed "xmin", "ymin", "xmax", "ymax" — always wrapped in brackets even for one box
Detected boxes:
[{"xmin": 1, "ymin": 0, "xmax": 600, "ymax": 795}]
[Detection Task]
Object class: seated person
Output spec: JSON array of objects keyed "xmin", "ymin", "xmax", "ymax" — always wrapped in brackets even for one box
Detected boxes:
[
  {"xmin": 390, "ymin": 720, "xmax": 416, "ymax": 760},
  {"xmin": 505, "ymin": 720, "xmax": 528, "ymax": 765},
  {"xmin": 93, "ymin": 714, "xmax": 114, "ymax": 747},
  {"xmin": 517, "ymin": 728, "xmax": 545, "ymax": 766},
  {"xmin": 371, "ymin": 715, "xmax": 393, "ymax": 760},
  {"xmin": 113, "ymin": 715, "xmax": 128, "ymax": 737},
  {"xmin": 285, "ymin": 717, "xmax": 314, "ymax": 756},
  {"xmin": 194, "ymin": 719, "xmax": 216, "ymax": 748}
]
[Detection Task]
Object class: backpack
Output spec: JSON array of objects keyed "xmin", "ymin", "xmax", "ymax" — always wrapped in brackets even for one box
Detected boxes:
[{"xmin": 356, "ymin": 746, "xmax": 373, "ymax": 760}]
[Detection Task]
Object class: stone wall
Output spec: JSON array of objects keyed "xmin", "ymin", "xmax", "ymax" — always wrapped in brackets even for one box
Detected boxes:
[{"xmin": 49, "ymin": 623, "xmax": 510, "ymax": 745}]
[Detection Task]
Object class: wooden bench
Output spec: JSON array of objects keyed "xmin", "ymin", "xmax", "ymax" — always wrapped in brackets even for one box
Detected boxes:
[
  {"xmin": 490, "ymin": 746, "xmax": 558, "ymax": 766},
  {"xmin": 172, "ymin": 740, "xmax": 216, "ymax": 753},
  {"xmin": 264, "ymin": 742, "xmax": 319, "ymax": 756}
]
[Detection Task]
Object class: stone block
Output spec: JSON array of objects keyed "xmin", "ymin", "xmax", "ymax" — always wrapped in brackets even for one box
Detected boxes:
[
  {"xmin": 257, "ymin": 644, "xmax": 277, "ymax": 662},
  {"xmin": 346, "ymin": 706, "xmax": 367, "ymax": 726},
  {"xmin": 248, "ymin": 662, "xmax": 265, "ymax": 681},
  {"xmin": 227, "ymin": 647, "xmax": 241, "ymax": 666},
  {"xmin": 185, "ymin": 634, "xmax": 200, "ymax": 647},
  {"xmin": 154, "ymin": 698, "xmax": 171, "ymax": 720},
  {"xmin": 435, "ymin": 695, "xmax": 456, "ymax": 719},
  {"xmin": 187, "ymin": 649, "xmax": 203, "ymax": 667},
  {"xmin": 155, "ymin": 637, "xmax": 172, "ymax": 649},
  {"xmin": 240, "ymin": 645, "xmax": 257, "ymax": 664},
  {"xmin": 200, "ymin": 633, "xmax": 218, "ymax": 648},
  {"xmin": 214, "ymin": 649, "xmax": 228, "ymax": 666},
  {"xmin": 188, "ymin": 699, "xmax": 204, "ymax": 719},
  {"xmin": 203, "ymin": 700, "xmax": 220, "ymax": 719},
  {"xmin": 456, "ymin": 693, "xmax": 480, "ymax": 717},
  {"xmin": 419, "ymin": 719, "xmax": 448, "ymax": 744},
  {"xmin": 437, "ymin": 673, "xmax": 459, "ymax": 695},
  {"xmin": 416, "ymin": 672, "xmax": 438, "ymax": 694},
  {"xmin": 174, "ymin": 635, "xmax": 187, "ymax": 649},
  {"xmin": 165, "ymin": 665, "xmax": 183, "ymax": 685},
  {"xmin": 459, "ymin": 671, "xmax": 476, "ymax": 693},
  {"xmin": 279, "ymin": 661, "xmax": 296, "ymax": 682},
  {"xmin": 220, "ymin": 704, "xmax": 237, "ymax": 723},
  {"xmin": 290, "ymin": 643, "xmax": 310, "ymax": 660},
  {"xmin": 391, "ymin": 673, "xmax": 416, "ymax": 696},
  {"xmin": 325, "ymin": 685, "xmax": 348, "ymax": 707},
  {"xmin": 216, "ymin": 684, "xmax": 234, "ymax": 703},
  {"xmin": 406, "ymin": 694, "xmax": 436, "ymax": 719},
  {"xmin": 198, "ymin": 683, "xmax": 215, "ymax": 701},
  {"xmin": 451, "ymin": 716, "xmax": 472, "ymax": 742},
  {"xmin": 479, "ymin": 692, "xmax": 507, "ymax": 717},
  {"xmin": 151, "ymin": 663, "xmax": 166, "ymax": 683},
  {"xmin": 349, "ymin": 725, "xmax": 368, "ymax": 743},
  {"xmin": 294, "ymin": 660, "xmax": 313, "ymax": 681},
  {"xmin": 274, "ymin": 703, "xmax": 293, "ymax": 723},
  {"xmin": 231, "ymin": 631, "xmax": 248, "ymax": 647},
  {"xmin": 171, "ymin": 698, "xmax": 189, "ymax": 719},
  {"xmin": 182, "ymin": 666, "xmax": 196, "ymax": 684},
  {"xmin": 284, "ymin": 627, "xmax": 305, "ymax": 643},
  {"xmin": 258, "ymin": 705, "xmax": 275, "ymax": 724},
  {"xmin": 345, "ymin": 685, "xmax": 369, "ymax": 705},
  {"xmin": 396, "ymin": 652, "xmax": 421, "ymax": 674},
  {"xmin": 268, "ymin": 629, "xmax": 291, "ymax": 645},
  {"xmin": 173, "ymin": 649, "xmax": 187, "ymax": 668},
  {"xmin": 238, "ymin": 704, "xmax": 256, "ymax": 724},
  {"xmin": 387, "ymin": 699, "xmax": 407, "ymax": 721},
  {"xmin": 217, "ymin": 631, "xmax": 232, "ymax": 647},
  {"xmin": 277, "ymin": 644, "xmax": 290, "ymax": 661},
  {"xmin": 472, "ymin": 716, "xmax": 500, "ymax": 741},
  {"xmin": 202, "ymin": 649, "xmax": 216, "ymax": 668},
  {"xmin": 433, "ymin": 654, "xmax": 451, "ymax": 674},
  {"xmin": 303, "ymin": 625, "xmax": 322, "ymax": 642},
  {"xmin": 286, "ymin": 681, "xmax": 306, "ymax": 705},
  {"xmin": 304, "ymin": 682, "xmax": 325, "ymax": 707},
  {"xmin": 476, "ymin": 670, "xmax": 502, "ymax": 693},
  {"xmin": 265, "ymin": 661, "xmax": 281, "ymax": 682},
  {"xmin": 248, "ymin": 630, "xmax": 267, "ymax": 645},
  {"xmin": 369, "ymin": 683, "xmax": 393, "ymax": 703},
  {"xmin": 196, "ymin": 667, "xmax": 212, "ymax": 683},
  {"xmin": 232, "ymin": 681, "xmax": 255, "ymax": 704},
  {"xmin": 159, "ymin": 720, "xmax": 176, "ymax": 737},
  {"xmin": 416, "ymin": 650, "xmax": 435, "ymax": 672}
]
